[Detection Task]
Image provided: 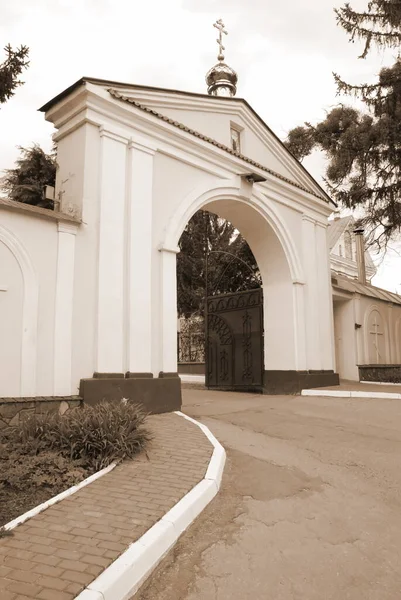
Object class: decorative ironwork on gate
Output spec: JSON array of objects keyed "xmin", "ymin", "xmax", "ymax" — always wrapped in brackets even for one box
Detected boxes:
[
  {"xmin": 178, "ymin": 316, "xmax": 205, "ymax": 363},
  {"xmin": 206, "ymin": 288, "xmax": 264, "ymax": 392}
]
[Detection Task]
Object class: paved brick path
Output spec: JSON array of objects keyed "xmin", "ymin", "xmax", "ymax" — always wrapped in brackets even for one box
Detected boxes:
[{"xmin": 0, "ymin": 412, "xmax": 213, "ymax": 600}]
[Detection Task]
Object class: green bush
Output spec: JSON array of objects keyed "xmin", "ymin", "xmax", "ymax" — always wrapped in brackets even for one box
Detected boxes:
[{"xmin": 6, "ymin": 400, "xmax": 151, "ymax": 471}]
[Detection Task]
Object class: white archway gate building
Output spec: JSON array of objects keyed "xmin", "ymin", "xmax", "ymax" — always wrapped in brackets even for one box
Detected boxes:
[{"xmin": 35, "ymin": 77, "xmax": 339, "ymax": 407}]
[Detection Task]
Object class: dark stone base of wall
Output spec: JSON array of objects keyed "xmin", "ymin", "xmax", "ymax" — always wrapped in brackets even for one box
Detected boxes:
[
  {"xmin": 178, "ymin": 362, "xmax": 206, "ymax": 375},
  {"xmin": 263, "ymin": 370, "xmax": 340, "ymax": 395},
  {"xmin": 358, "ymin": 364, "xmax": 401, "ymax": 383},
  {"xmin": 0, "ymin": 396, "xmax": 82, "ymax": 429},
  {"xmin": 79, "ymin": 372, "xmax": 182, "ymax": 414}
]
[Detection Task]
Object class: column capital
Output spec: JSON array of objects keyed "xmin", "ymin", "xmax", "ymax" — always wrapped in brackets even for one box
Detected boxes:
[
  {"xmin": 158, "ymin": 244, "xmax": 180, "ymax": 254},
  {"xmin": 128, "ymin": 138, "xmax": 157, "ymax": 155},
  {"xmin": 99, "ymin": 126, "xmax": 129, "ymax": 144},
  {"xmin": 302, "ymin": 214, "xmax": 316, "ymax": 225},
  {"xmin": 58, "ymin": 222, "xmax": 79, "ymax": 235}
]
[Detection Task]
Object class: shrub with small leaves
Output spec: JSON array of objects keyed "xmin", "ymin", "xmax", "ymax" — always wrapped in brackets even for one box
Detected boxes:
[
  {"xmin": 0, "ymin": 444, "xmax": 89, "ymax": 527},
  {"xmin": 0, "ymin": 450, "xmax": 87, "ymax": 490}
]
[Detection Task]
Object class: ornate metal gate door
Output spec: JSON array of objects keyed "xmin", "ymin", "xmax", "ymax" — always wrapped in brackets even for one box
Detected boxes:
[{"xmin": 206, "ymin": 288, "xmax": 264, "ymax": 392}]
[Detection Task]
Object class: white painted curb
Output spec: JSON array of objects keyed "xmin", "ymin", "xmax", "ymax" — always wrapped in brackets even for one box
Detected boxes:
[
  {"xmin": 75, "ymin": 411, "xmax": 226, "ymax": 600},
  {"xmin": 361, "ymin": 380, "xmax": 401, "ymax": 386},
  {"xmin": 3, "ymin": 462, "xmax": 117, "ymax": 532},
  {"xmin": 179, "ymin": 374, "xmax": 205, "ymax": 384},
  {"xmin": 301, "ymin": 389, "xmax": 401, "ymax": 399}
]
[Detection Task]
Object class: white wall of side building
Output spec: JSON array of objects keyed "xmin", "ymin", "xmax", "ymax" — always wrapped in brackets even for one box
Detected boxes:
[{"xmin": 333, "ymin": 293, "xmax": 401, "ymax": 380}]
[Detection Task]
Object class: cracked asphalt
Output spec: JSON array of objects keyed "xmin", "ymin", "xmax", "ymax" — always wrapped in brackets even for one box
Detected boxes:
[{"xmin": 135, "ymin": 389, "xmax": 401, "ymax": 600}]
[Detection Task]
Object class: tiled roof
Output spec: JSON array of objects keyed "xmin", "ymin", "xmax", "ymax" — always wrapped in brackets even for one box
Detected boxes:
[
  {"xmin": 327, "ymin": 215, "xmax": 354, "ymax": 249},
  {"xmin": 328, "ymin": 215, "xmax": 377, "ymax": 275},
  {"xmin": 332, "ymin": 273, "xmax": 401, "ymax": 305},
  {"xmin": 108, "ymin": 88, "xmax": 328, "ymax": 203}
]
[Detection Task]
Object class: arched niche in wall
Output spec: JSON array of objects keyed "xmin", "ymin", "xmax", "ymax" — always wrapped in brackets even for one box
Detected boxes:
[
  {"xmin": 364, "ymin": 306, "xmax": 387, "ymax": 365},
  {"xmin": 0, "ymin": 225, "xmax": 38, "ymax": 396},
  {"xmin": 396, "ymin": 317, "xmax": 401, "ymax": 364},
  {"xmin": 344, "ymin": 230, "xmax": 353, "ymax": 260}
]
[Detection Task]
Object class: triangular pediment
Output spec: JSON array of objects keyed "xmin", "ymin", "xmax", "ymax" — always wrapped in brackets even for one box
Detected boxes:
[
  {"xmin": 40, "ymin": 77, "xmax": 331, "ymax": 203},
  {"xmin": 104, "ymin": 82, "xmax": 329, "ymax": 201}
]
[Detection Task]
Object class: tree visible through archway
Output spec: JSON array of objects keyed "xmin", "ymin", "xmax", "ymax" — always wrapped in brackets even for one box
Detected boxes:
[
  {"xmin": 177, "ymin": 209, "xmax": 261, "ymax": 318},
  {"xmin": 177, "ymin": 209, "xmax": 261, "ymax": 366}
]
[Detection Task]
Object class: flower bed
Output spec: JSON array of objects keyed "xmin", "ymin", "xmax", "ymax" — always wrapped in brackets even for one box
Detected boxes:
[{"xmin": 0, "ymin": 400, "xmax": 150, "ymax": 530}]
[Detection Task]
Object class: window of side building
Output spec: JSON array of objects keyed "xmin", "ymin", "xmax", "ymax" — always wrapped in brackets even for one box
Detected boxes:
[
  {"xmin": 230, "ymin": 124, "xmax": 242, "ymax": 154},
  {"xmin": 344, "ymin": 230, "xmax": 353, "ymax": 259}
]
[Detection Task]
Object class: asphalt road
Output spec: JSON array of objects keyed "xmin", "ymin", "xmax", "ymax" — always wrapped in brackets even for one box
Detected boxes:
[{"xmin": 136, "ymin": 389, "xmax": 401, "ymax": 600}]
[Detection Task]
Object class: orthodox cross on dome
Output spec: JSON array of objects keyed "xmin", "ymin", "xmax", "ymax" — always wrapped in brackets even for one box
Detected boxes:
[
  {"xmin": 206, "ymin": 19, "xmax": 238, "ymax": 97},
  {"xmin": 214, "ymin": 18, "xmax": 227, "ymax": 61}
]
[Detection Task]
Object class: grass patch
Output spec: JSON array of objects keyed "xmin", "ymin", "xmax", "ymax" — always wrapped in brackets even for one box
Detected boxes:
[{"xmin": 0, "ymin": 400, "xmax": 150, "ymax": 527}]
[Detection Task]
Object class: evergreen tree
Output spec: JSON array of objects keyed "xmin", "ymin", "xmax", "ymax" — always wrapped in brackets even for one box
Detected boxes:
[
  {"xmin": 1, "ymin": 145, "xmax": 57, "ymax": 208},
  {"xmin": 334, "ymin": 1, "xmax": 401, "ymax": 59},
  {"xmin": 285, "ymin": 1, "xmax": 401, "ymax": 246},
  {"xmin": 177, "ymin": 210, "xmax": 261, "ymax": 317},
  {"xmin": 0, "ymin": 44, "xmax": 29, "ymax": 105}
]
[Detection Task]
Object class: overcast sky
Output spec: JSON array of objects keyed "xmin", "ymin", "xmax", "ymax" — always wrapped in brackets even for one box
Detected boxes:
[{"xmin": 1, "ymin": 0, "xmax": 400, "ymax": 291}]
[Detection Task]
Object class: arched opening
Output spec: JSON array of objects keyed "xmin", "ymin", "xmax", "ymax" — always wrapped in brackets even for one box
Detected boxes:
[
  {"xmin": 166, "ymin": 189, "xmax": 298, "ymax": 392},
  {"xmin": 177, "ymin": 209, "xmax": 263, "ymax": 389}
]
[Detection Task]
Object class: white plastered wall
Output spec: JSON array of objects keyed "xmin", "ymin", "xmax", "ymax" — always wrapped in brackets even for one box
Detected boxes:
[
  {"xmin": 332, "ymin": 298, "xmax": 359, "ymax": 381},
  {"xmin": 0, "ymin": 231, "xmax": 24, "ymax": 396},
  {"xmin": 0, "ymin": 210, "xmax": 57, "ymax": 396},
  {"xmin": 359, "ymin": 297, "xmax": 401, "ymax": 365}
]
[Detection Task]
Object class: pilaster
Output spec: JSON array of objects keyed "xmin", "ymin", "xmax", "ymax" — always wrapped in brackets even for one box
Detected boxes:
[
  {"xmin": 96, "ymin": 128, "xmax": 128, "ymax": 373},
  {"xmin": 54, "ymin": 222, "xmax": 78, "ymax": 395},
  {"xmin": 387, "ymin": 303, "xmax": 394, "ymax": 363},
  {"xmin": 159, "ymin": 245, "xmax": 180, "ymax": 374},
  {"xmin": 127, "ymin": 139, "xmax": 156, "ymax": 374},
  {"xmin": 315, "ymin": 221, "xmax": 335, "ymax": 370},
  {"xmin": 292, "ymin": 281, "xmax": 307, "ymax": 370},
  {"xmin": 302, "ymin": 215, "xmax": 320, "ymax": 368}
]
